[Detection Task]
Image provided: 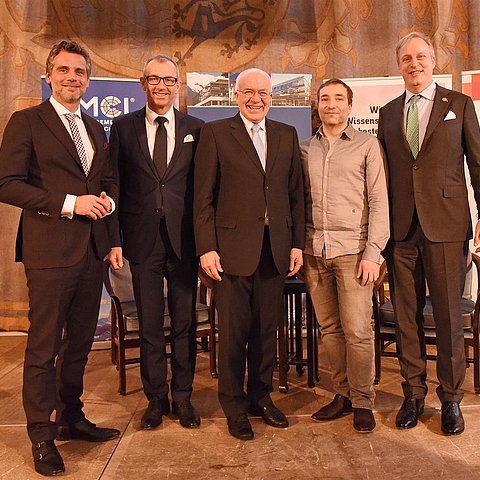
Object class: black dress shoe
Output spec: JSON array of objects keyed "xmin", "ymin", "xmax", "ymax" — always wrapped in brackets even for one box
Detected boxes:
[
  {"xmin": 57, "ymin": 418, "xmax": 120, "ymax": 442},
  {"xmin": 32, "ymin": 440, "xmax": 65, "ymax": 477},
  {"xmin": 172, "ymin": 400, "xmax": 201, "ymax": 428},
  {"xmin": 249, "ymin": 403, "xmax": 289, "ymax": 428},
  {"xmin": 441, "ymin": 401, "xmax": 464, "ymax": 435},
  {"xmin": 141, "ymin": 396, "xmax": 170, "ymax": 429},
  {"xmin": 353, "ymin": 408, "xmax": 376, "ymax": 433},
  {"xmin": 311, "ymin": 394, "xmax": 353, "ymax": 421},
  {"xmin": 395, "ymin": 397, "xmax": 424, "ymax": 429},
  {"xmin": 227, "ymin": 413, "xmax": 254, "ymax": 440}
]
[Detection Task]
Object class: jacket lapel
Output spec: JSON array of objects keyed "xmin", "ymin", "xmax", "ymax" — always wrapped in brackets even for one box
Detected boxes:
[
  {"xmin": 37, "ymin": 101, "xmax": 84, "ymax": 170},
  {"xmin": 421, "ymin": 84, "xmax": 451, "ymax": 153},
  {"xmin": 166, "ymin": 108, "xmax": 186, "ymax": 175},
  {"xmin": 133, "ymin": 107, "xmax": 160, "ymax": 180},
  {"xmin": 230, "ymin": 113, "xmax": 265, "ymax": 175},
  {"xmin": 265, "ymin": 118, "xmax": 279, "ymax": 174}
]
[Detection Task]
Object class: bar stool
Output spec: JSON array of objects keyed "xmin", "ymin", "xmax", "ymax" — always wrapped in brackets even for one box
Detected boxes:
[{"xmin": 278, "ymin": 277, "xmax": 319, "ymax": 392}]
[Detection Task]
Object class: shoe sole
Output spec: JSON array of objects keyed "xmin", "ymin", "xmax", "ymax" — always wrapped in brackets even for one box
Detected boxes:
[{"xmin": 311, "ymin": 410, "xmax": 353, "ymax": 422}]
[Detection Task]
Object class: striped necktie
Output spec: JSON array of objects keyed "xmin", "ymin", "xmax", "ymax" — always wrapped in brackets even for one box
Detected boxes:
[
  {"xmin": 65, "ymin": 113, "xmax": 89, "ymax": 175},
  {"xmin": 406, "ymin": 95, "xmax": 420, "ymax": 158}
]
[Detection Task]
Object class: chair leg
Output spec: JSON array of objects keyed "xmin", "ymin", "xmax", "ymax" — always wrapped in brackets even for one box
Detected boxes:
[
  {"xmin": 306, "ymin": 294, "xmax": 315, "ymax": 388},
  {"xmin": 374, "ymin": 339, "xmax": 381, "ymax": 385},
  {"xmin": 209, "ymin": 304, "xmax": 218, "ymax": 378},
  {"xmin": 118, "ymin": 336, "xmax": 127, "ymax": 395},
  {"xmin": 278, "ymin": 296, "xmax": 289, "ymax": 393}
]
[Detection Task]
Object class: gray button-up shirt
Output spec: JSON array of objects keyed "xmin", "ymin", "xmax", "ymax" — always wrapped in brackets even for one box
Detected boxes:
[{"xmin": 300, "ymin": 124, "xmax": 389, "ymax": 263}]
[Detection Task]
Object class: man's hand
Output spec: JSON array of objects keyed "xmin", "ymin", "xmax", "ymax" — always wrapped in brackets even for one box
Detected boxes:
[
  {"xmin": 287, "ymin": 248, "xmax": 303, "ymax": 277},
  {"xmin": 200, "ymin": 251, "xmax": 223, "ymax": 281},
  {"xmin": 108, "ymin": 247, "xmax": 124, "ymax": 270},
  {"xmin": 357, "ymin": 259, "xmax": 380, "ymax": 286},
  {"xmin": 74, "ymin": 193, "xmax": 111, "ymax": 220},
  {"xmin": 474, "ymin": 220, "xmax": 480, "ymax": 252}
]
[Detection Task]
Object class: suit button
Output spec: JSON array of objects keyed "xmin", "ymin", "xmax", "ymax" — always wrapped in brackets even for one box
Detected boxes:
[
  {"xmin": 413, "ymin": 164, "xmax": 419, "ymax": 170},
  {"xmin": 155, "ymin": 209, "xmax": 160, "ymax": 213},
  {"xmin": 265, "ymin": 186, "xmax": 269, "ymax": 190}
]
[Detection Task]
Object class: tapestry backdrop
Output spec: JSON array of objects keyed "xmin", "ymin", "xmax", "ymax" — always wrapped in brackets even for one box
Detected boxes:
[{"xmin": 1, "ymin": 0, "xmax": 479, "ymax": 329}]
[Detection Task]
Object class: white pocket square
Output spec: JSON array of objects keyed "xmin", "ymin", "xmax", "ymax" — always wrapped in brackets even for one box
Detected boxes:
[
  {"xmin": 183, "ymin": 134, "xmax": 194, "ymax": 143},
  {"xmin": 444, "ymin": 110, "xmax": 456, "ymax": 121}
]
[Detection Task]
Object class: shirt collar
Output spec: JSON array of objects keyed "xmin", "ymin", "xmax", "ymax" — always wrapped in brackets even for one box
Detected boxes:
[
  {"xmin": 146, "ymin": 104, "xmax": 175, "ymax": 126},
  {"xmin": 315, "ymin": 123, "xmax": 354, "ymax": 140},
  {"xmin": 49, "ymin": 96, "xmax": 82, "ymax": 118},
  {"xmin": 239, "ymin": 112, "xmax": 266, "ymax": 133},
  {"xmin": 405, "ymin": 81, "xmax": 436, "ymax": 104}
]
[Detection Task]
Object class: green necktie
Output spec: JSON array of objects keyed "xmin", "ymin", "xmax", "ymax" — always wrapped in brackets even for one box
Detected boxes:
[{"xmin": 406, "ymin": 94, "xmax": 420, "ymax": 158}]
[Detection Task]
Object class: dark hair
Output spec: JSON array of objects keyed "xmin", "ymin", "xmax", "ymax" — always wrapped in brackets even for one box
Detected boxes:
[
  {"xmin": 317, "ymin": 78, "xmax": 353, "ymax": 105},
  {"xmin": 46, "ymin": 40, "xmax": 92, "ymax": 76},
  {"xmin": 143, "ymin": 54, "xmax": 180, "ymax": 79}
]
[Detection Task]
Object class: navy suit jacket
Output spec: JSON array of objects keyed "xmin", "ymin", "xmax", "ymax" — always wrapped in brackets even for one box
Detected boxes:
[{"xmin": 110, "ymin": 107, "xmax": 204, "ymax": 263}]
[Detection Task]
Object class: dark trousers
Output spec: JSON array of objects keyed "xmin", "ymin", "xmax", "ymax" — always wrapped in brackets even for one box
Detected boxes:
[
  {"xmin": 215, "ymin": 229, "xmax": 285, "ymax": 417},
  {"xmin": 387, "ymin": 217, "xmax": 467, "ymax": 403},
  {"xmin": 23, "ymin": 243, "xmax": 102, "ymax": 444},
  {"xmin": 129, "ymin": 220, "xmax": 197, "ymax": 402}
]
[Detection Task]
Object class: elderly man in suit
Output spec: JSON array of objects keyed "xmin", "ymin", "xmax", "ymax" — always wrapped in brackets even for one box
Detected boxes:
[
  {"xmin": 378, "ymin": 31, "xmax": 480, "ymax": 435},
  {"xmin": 108, "ymin": 55, "xmax": 204, "ymax": 430},
  {"xmin": 194, "ymin": 68, "xmax": 305, "ymax": 440},
  {"xmin": 0, "ymin": 41, "xmax": 120, "ymax": 476}
]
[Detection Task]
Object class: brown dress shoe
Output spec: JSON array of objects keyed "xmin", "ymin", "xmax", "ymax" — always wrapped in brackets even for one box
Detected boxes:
[
  {"xmin": 311, "ymin": 394, "xmax": 353, "ymax": 421},
  {"xmin": 353, "ymin": 408, "xmax": 376, "ymax": 433}
]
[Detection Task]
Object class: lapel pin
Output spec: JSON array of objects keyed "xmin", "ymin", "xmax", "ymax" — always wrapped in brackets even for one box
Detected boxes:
[{"xmin": 442, "ymin": 97, "xmax": 448, "ymax": 102}]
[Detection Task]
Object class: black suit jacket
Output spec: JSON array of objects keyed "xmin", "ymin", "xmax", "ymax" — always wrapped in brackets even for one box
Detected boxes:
[
  {"xmin": 378, "ymin": 85, "xmax": 480, "ymax": 243},
  {"xmin": 110, "ymin": 107, "xmax": 204, "ymax": 263},
  {"xmin": 194, "ymin": 113, "xmax": 305, "ymax": 276},
  {"xmin": 0, "ymin": 100, "xmax": 118, "ymax": 269}
]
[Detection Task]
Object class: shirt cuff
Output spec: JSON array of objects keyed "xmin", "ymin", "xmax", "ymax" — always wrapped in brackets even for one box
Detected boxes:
[
  {"xmin": 362, "ymin": 245, "xmax": 382, "ymax": 264},
  {"xmin": 107, "ymin": 196, "xmax": 116, "ymax": 215},
  {"xmin": 61, "ymin": 194, "xmax": 76, "ymax": 219}
]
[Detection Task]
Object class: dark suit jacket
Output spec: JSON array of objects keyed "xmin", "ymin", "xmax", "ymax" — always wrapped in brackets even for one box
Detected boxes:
[
  {"xmin": 378, "ymin": 84, "xmax": 480, "ymax": 242},
  {"xmin": 194, "ymin": 113, "xmax": 305, "ymax": 277},
  {"xmin": 109, "ymin": 107, "xmax": 204, "ymax": 263},
  {"xmin": 0, "ymin": 100, "xmax": 118, "ymax": 269}
]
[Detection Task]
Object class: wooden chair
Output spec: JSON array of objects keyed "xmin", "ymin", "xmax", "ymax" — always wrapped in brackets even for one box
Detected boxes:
[
  {"xmin": 372, "ymin": 253, "xmax": 480, "ymax": 393},
  {"xmin": 103, "ymin": 259, "xmax": 218, "ymax": 395}
]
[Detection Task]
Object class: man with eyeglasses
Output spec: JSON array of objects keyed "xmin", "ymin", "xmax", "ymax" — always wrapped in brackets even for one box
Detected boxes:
[
  {"xmin": 109, "ymin": 55, "xmax": 204, "ymax": 430},
  {"xmin": 194, "ymin": 68, "xmax": 305, "ymax": 440}
]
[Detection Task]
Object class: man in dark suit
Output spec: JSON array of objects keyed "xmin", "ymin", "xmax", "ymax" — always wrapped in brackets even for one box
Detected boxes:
[
  {"xmin": 0, "ymin": 41, "xmax": 120, "ymax": 476},
  {"xmin": 378, "ymin": 32, "xmax": 480, "ymax": 435},
  {"xmin": 194, "ymin": 68, "xmax": 305, "ymax": 440},
  {"xmin": 108, "ymin": 55, "xmax": 204, "ymax": 430}
]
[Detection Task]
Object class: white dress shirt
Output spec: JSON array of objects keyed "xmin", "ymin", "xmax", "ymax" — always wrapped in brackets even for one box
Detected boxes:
[{"xmin": 145, "ymin": 105, "xmax": 176, "ymax": 165}]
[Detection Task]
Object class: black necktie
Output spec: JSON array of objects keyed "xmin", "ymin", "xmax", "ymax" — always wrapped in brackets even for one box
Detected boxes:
[{"xmin": 153, "ymin": 116, "xmax": 167, "ymax": 178}]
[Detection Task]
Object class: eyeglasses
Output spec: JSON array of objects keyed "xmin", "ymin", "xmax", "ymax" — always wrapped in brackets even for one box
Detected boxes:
[
  {"xmin": 236, "ymin": 89, "xmax": 272, "ymax": 99},
  {"xmin": 145, "ymin": 75, "xmax": 178, "ymax": 86}
]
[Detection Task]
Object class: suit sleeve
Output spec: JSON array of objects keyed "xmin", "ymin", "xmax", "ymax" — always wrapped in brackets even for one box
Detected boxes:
[
  {"xmin": 0, "ymin": 110, "xmax": 65, "ymax": 214},
  {"xmin": 194, "ymin": 123, "xmax": 219, "ymax": 256},
  {"xmin": 289, "ymin": 128, "xmax": 305, "ymax": 250},
  {"xmin": 463, "ymin": 97, "xmax": 480, "ymax": 210}
]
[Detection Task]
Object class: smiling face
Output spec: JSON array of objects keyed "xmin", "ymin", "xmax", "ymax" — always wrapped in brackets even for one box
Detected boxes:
[
  {"xmin": 234, "ymin": 69, "xmax": 272, "ymax": 123},
  {"xmin": 317, "ymin": 82, "xmax": 351, "ymax": 129},
  {"xmin": 398, "ymin": 36, "xmax": 435, "ymax": 93},
  {"xmin": 45, "ymin": 51, "xmax": 90, "ymax": 111},
  {"xmin": 141, "ymin": 59, "xmax": 180, "ymax": 115}
]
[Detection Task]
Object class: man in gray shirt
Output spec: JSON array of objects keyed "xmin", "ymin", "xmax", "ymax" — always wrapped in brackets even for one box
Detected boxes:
[{"xmin": 301, "ymin": 79, "xmax": 389, "ymax": 432}]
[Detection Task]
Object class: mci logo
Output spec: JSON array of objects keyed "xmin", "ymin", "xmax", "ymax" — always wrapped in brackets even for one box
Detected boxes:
[{"xmin": 81, "ymin": 95, "xmax": 136, "ymax": 118}]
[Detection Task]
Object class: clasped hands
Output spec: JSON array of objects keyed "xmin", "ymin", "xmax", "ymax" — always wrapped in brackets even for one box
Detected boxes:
[{"xmin": 74, "ymin": 191, "xmax": 111, "ymax": 220}]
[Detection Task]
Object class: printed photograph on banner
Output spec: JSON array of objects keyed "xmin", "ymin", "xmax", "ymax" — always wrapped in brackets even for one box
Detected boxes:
[
  {"xmin": 271, "ymin": 74, "xmax": 311, "ymax": 106},
  {"xmin": 186, "ymin": 72, "xmax": 229, "ymax": 106}
]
